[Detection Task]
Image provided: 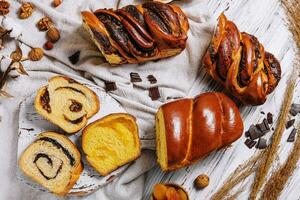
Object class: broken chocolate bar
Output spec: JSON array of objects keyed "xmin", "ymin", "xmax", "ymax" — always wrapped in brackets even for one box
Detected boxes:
[
  {"xmin": 68, "ymin": 51, "xmax": 80, "ymax": 64},
  {"xmin": 267, "ymin": 112, "xmax": 273, "ymax": 124},
  {"xmin": 149, "ymin": 87, "xmax": 160, "ymax": 101},
  {"xmin": 147, "ymin": 75, "xmax": 157, "ymax": 84},
  {"xmin": 256, "ymin": 138, "xmax": 267, "ymax": 149},
  {"xmin": 105, "ymin": 81, "xmax": 117, "ymax": 92},
  {"xmin": 256, "ymin": 119, "xmax": 270, "ymax": 134},
  {"xmin": 245, "ymin": 139, "xmax": 257, "ymax": 149},
  {"xmin": 290, "ymin": 103, "xmax": 300, "ymax": 116},
  {"xmin": 286, "ymin": 119, "xmax": 295, "ymax": 129},
  {"xmin": 287, "ymin": 128, "xmax": 297, "ymax": 142},
  {"xmin": 130, "ymin": 72, "xmax": 142, "ymax": 83},
  {"xmin": 248, "ymin": 125, "xmax": 264, "ymax": 140}
]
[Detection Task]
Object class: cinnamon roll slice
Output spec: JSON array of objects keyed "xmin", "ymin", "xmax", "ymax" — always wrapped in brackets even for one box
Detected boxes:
[
  {"xmin": 19, "ymin": 132, "xmax": 83, "ymax": 196},
  {"xmin": 34, "ymin": 76, "xmax": 100, "ymax": 134}
]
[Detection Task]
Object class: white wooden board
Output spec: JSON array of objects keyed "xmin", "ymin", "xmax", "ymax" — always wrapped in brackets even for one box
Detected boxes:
[{"xmin": 17, "ymin": 82, "xmax": 129, "ymax": 196}]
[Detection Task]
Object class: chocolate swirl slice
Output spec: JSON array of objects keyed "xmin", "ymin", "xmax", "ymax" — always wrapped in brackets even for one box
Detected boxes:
[
  {"xmin": 202, "ymin": 13, "xmax": 281, "ymax": 105},
  {"xmin": 19, "ymin": 132, "xmax": 83, "ymax": 196},
  {"xmin": 35, "ymin": 76, "xmax": 100, "ymax": 134}
]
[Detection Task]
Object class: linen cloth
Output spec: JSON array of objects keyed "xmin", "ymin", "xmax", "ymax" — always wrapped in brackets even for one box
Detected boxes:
[{"xmin": 0, "ymin": 0, "xmax": 214, "ymax": 199}]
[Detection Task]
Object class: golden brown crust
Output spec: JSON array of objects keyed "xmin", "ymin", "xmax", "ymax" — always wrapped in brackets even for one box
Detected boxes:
[
  {"xmin": 202, "ymin": 13, "xmax": 281, "ymax": 105},
  {"xmin": 156, "ymin": 92, "xmax": 243, "ymax": 171},
  {"xmin": 81, "ymin": 2, "xmax": 189, "ymax": 65}
]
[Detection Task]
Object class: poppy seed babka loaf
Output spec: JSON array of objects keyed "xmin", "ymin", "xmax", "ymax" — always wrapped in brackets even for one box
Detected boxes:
[
  {"xmin": 19, "ymin": 132, "xmax": 83, "ymax": 196},
  {"xmin": 82, "ymin": 113, "xmax": 141, "ymax": 176},
  {"xmin": 34, "ymin": 76, "xmax": 100, "ymax": 134}
]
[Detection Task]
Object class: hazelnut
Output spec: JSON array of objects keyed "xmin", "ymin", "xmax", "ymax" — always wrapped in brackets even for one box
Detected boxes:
[
  {"xmin": 28, "ymin": 48, "xmax": 44, "ymax": 61},
  {"xmin": 37, "ymin": 17, "xmax": 53, "ymax": 31},
  {"xmin": 44, "ymin": 41, "xmax": 54, "ymax": 50},
  {"xmin": 19, "ymin": 2, "xmax": 34, "ymax": 19},
  {"xmin": 47, "ymin": 27, "xmax": 60, "ymax": 43},
  {"xmin": 195, "ymin": 174, "xmax": 209, "ymax": 189},
  {"xmin": 52, "ymin": 0, "xmax": 62, "ymax": 7},
  {"xmin": 0, "ymin": 0, "xmax": 10, "ymax": 16}
]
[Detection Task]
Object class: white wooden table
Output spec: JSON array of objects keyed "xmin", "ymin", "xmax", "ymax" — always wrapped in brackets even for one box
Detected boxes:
[{"xmin": 144, "ymin": 0, "xmax": 298, "ymax": 199}]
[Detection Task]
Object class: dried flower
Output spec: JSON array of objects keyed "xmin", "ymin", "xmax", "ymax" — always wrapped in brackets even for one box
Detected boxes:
[
  {"xmin": 47, "ymin": 27, "xmax": 60, "ymax": 43},
  {"xmin": 10, "ymin": 45, "xmax": 22, "ymax": 62},
  {"xmin": 52, "ymin": 0, "xmax": 62, "ymax": 7},
  {"xmin": 37, "ymin": 17, "xmax": 53, "ymax": 31},
  {"xmin": 28, "ymin": 48, "xmax": 44, "ymax": 61},
  {"xmin": 19, "ymin": 2, "xmax": 34, "ymax": 19},
  {"xmin": 195, "ymin": 174, "xmax": 209, "ymax": 189},
  {"xmin": 0, "ymin": 0, "xmax": 10, "ymax": 16},
  {"xmin": 44, "ymin": 41, "xmax": 53, "ymax": 50}
]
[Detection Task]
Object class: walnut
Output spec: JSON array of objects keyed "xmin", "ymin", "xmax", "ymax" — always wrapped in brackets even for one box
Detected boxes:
[
  {"xmin": 195, "ymin": 174, "xmax": 209, "ymax": 189},
  {"xmin": 28, "ymin": 48, "xmax": 44, "ymax": 61},
  {"xmin": 19, "ymin": 2, "xmax": 34, "ymax": 19},
  {"xmin": 37, "ymin": 17, "xmax": 53, "ymax": 31},
  {"xmin": 0, "ymin": 0, "xmax": 10, "ymax": 16},
  {"xmin": 46, "ymin": 27, "xmax": 60, "ymax": 43}
]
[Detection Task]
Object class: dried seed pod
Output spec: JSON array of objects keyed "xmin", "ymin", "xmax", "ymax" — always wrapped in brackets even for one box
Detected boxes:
[
  {"xmin": 28, "ymin": 48, "xmax": 44, "ymax": 61},
  {"xmin": 195, "ymin": 174, "xmax": 209, "ymax": 189},
  {"xmin": 44, "ymin": 41, "xmax": 54, "ymax": 50},
  {"xmin": 46, "ymin": 27, "xmax": 60, "ymax": 43},
  {"xmin": 10, "ymin": 46, "xmax": 23, "ymax": 62},
  {"xmin": 0, "ymin": 0, "xmax": 10, "ymax": 16},
  {"xmin": 37, "ymin": 17, "xmax": 53, "ymax": 31},
  {"xmin": 19, "ymin": 2, "xmax": 34, "ymax": 19}
]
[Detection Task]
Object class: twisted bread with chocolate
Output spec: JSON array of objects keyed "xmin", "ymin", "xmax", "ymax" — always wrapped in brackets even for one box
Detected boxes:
[
  {"xmin": 156, "ymin": 92, "xmax": 243, "ymax": 171},
  {"xmin": 202, "ymin": 14, "xmax": 281, "ymax": 105},
  {"xmin": 35, "ymin": 76, "xmax": 100, "ymax": 134},
  {"xmin": 19, "ymin": 132, "xmax": 83, "ymax": 196},
  {"xmin": 81, "ymin": 2, "xmax": 189, "ymax": 65}
]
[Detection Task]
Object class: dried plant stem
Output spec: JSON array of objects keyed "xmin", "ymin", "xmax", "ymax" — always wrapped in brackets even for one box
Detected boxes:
[
  {"xmin": 211, "ymin": 153, "xmax": 262, "ymax": 200},
  {"xmin": 249, "ymin": 74, "xmax": 297, "ymax": 200},
  {"xmin": 260, "ymin": 122, "xmax": 300, "ymax": 200}
]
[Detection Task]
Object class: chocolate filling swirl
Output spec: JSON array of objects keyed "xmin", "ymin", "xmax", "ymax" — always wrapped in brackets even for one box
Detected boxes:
[{"xmin": 33, "ymin": 153, "xmax": 63, "ymax": 180}]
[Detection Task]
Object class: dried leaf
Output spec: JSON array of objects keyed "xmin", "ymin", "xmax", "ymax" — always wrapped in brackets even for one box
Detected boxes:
[
  {"xmin": 0, "ymin": 90, "xmax": 13, "ymax": 98},
  {"xmin": 10, "ymin": 45, "xmax": 22, "ymax": 62},
  {"xmin": 15, "ymin": 62, "xmax": 28, "ymax": 75}
]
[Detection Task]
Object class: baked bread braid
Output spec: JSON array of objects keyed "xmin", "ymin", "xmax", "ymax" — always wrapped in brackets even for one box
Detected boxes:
[
  {"xmin": 202, "ymin": 14, "xmax": 281, "ymax": 105},
  {"xmin": 19, "ymin": 132, "xmax": 83, "ymax": 196},
  {"xmin": 82, "ymin": 113, "xmax": 141, "ymax": 176},
  {"xmin": 34, "ymin": 76, "xmax": 100, "ymax": 134},
  {"xmin": 81, "ymin": 2, "xmax": 189, "ymax": 65},
  {"xmin": 156, "ymin": 92, "xmax": 243, "ymax": 171}
]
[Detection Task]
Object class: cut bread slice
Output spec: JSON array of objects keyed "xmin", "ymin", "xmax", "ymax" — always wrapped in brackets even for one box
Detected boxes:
[
  {"xmin": 34, "ymin": 76, "xmax": 100, "ymax": 134},
  {"xmin": 19, "ymin": 132, "xmax": 83, "ymax": 196},
  {"xmin": 82, "ymin": 113, "xmax": 141, "ymax": 176}
]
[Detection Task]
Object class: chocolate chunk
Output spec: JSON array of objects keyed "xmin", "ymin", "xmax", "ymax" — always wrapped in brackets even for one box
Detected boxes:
[
  {"xmin": 149, "ymin": 87, "xmax": 160, "ymax": 101},
  {"xmin": 68, "ymin": 51, "xmax": 80, "ymax": 64},
  {"xmin": 256, "ymin": 119, "xmax": 270, "ymax": 134},
  {"xmin": 287, "ymin": 128, "xmax": 297, "ymax": 142},
  {"xmin": 105, "ymin": 81, "xmax": 117, "ymax": 92},
  {"xmin": 245, "ymin": 139, "xmax": 257, "ymax": 149},
  {"xmin": 260, "ymin": 111, "xmax": 265, "ymax": 115},
  {"xmin": 286, "ymin": 119, "xmax": 295, "ymax": 129},
  {"xmin": 147, "ymin": 75, "xmax": 157, "ymax": 84},
  {"xmin": 245, "ymin": 131, "xmax": 250, "ymax": 137},
  {"xmin": 256, "ymin": 138, "xmax": 267, "ymax": 149},
  {"xmin": 290, "ymin": 103, "xmax": 300, "ymax": 116},
  {"xmin": 248, "ymin": 124, "xmax": 264, "ymax": 140},
  {"xmin": 130, "ymin": 72, "xmax": 142, "ymax": 82},
  {"xmin": 267, "ymin": 112, "xmax": 273, "ymax": 124}
]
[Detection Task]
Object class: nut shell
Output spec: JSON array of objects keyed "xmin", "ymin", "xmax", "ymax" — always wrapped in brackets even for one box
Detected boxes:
[
  {"xmin": 47, "ymin": 27, "xmax": 60, "ymax": 43},
  {"xmin": 19, "ymin": 2, "xmax": 34, "ymax": 19}
]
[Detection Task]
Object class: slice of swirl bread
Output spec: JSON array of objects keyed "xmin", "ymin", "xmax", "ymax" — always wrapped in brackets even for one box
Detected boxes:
[
  {"xmin": 19, "ymin": 132, "xmax": 83, "ymax": 196},
  {"xmin": 35, "ymin": 76, "xmax": 100, "ymax": 134},
  {"xmin": 82, "ymin": 113, "xmax": 141, "ymax": 176}
]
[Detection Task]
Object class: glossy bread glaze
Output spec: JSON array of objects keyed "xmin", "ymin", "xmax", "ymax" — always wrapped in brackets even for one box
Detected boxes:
[{"xmin": 156, "ymin": 92, "xmax": 243, "ymax": 171}]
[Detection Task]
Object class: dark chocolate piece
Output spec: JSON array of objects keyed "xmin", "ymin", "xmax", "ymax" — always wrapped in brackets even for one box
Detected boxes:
[
  {"xmin": 245, "ymin": 139, "xmax": 257, "ymax": 149},
  {"xmin": 287, "ymin": 128, "xmax": 297, "ymax": 142},
  {"xmin": 286, "ymin": 119, "xmax": 295, "ymax": 129},
  {"xmin": 37, "ymin": 137, "xmax": 75, "ymax": 166},
  {"xmin": 245, "ymin": 130, "xmax": 250, "ymax": 137},
  {"xmin": 248, "ymin": 125, "xmax": 264, "ymax": 140},
  {"xmin": 105, "ymin": 81, "xmax": 117, "ymax": 92},
  {"xmin": 256, "ymin": 119, "xmax": 270, "ymax": 134},
  {"xmin": 261, "ymin": 111, "xmax": 265, "ymax": 115},
  {"xmin": 147, "ymin": 75, "xmax": 157, "ymax": 84},
  {"xmin": 256, "ymin": 138, "xmax": 267, "ymax": 149},
  {"xmin": 68, "ymin": 51, "xmax": 80, "ymax": 64},
  {"xmin": 149, "ymin": 87, "xmax": 160, "ymax": 100},
  {"xmin": 130, "ymin": 72, "xmax": 142, "ymax": 82},
  {"xmin": 267, "ymin": 112, "xmax": 273, "ymax": 124},
  {"xmin": 290, "ymin": 103, "xmax": 300, "ymax": 116}
]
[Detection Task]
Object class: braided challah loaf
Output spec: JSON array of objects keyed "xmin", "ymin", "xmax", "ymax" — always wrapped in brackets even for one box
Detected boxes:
[
  {"xmin": 156, "ymin": 92, "xmax": 243, "ymax": 171},
  {"xmin": 202, "ymin": 14, "xmax": 281, "ymax": 105},
  {"xmin": 81, "ymin": 2, "xmax": 189, "ymax": 65}
]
